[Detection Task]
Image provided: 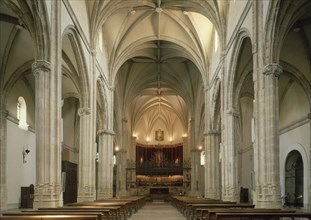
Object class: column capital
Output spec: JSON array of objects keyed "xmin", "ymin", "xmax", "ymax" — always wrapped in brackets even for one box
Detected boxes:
[
  {"xmin": 97, "ymin": 129, "xmax": 115, "ymax": 136},
  {"xmin": 263, "ymin": 63, "xmax": 282, "ymax": 78},
  {"xmin": 0, "ymin": 109, "xmax": 8, "ymax": 117},
  {"xmin": 78, "ymin": 107, "xmax": 91, "ymax": 116},
  {"xmin": 204, "ymin": 130, "xmax": 220, "ymax": 136},
  {"xmin": 191, "ymin": 148, "xmax": 202, "ymax": 153},
  {"xmin": 32, "ymin": 60, "xmax": 51, "ymax": 76},
  {"xmin": 90, "ymin": 49, "xmax": 96, "ymax": 56},
  {"xmin": 115, "ymin": 149, "xmax": 127, "ymax": 154},
  {"xmin": 227, "ymin": 108, "xmax": 240, "ymax": 117}
]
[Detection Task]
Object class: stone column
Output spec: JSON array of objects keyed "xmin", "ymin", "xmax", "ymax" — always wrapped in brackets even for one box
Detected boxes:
[
  {"xmin": 190, "ymin": 148, "xmax": 201, "ymax": 196},
  {"xmin": 116, "ymin": 148, "xmax": 127, "ymax": 197},
  {"xmin": 253, "ymin": 64, "xmax": 282, "ymax": 208},
  {"xmin": 114, "ymin": 118, "xmax": 128, "ymax": 196},
  {"xmin": 32, "ymin": 60, "xmax": 62, "ymax": 208},
  {"xmin": 188, "ymin": 118, "xmax": 198, "ymax": 196},
  {"xmin": 222, "ymin": 108, "xmax": 239, "ymax": 202},
  {"xmin": 130, "ymin": 136, "xmax": 137, "ymax": 164},
  {"xmin": 309, "ymin": 114, "xmax": 311, "ymax": 210},
  {"xmin": 97, "ymin": 129, "xmax": 114, "ymax": 199},
  {"xmin": 77, "ymin": 107, "xmax": 96, "ymax": 202},
  {"xmin": 182, "ymin": 136, "xmax": 189, "ymax": 162},
  {"xmin": 205, "ymin": 130, "xmax": 221, "ymax": 199},
  {"xmin": 0, "ymin": 107, "xmax": 8, "ymax": 211}
]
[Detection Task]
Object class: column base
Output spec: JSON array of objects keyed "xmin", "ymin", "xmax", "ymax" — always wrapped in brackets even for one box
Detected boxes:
[
  {"xmin": 222, "ymin": 186, "xmax": 239, "ymax": 202},
  {"xmin": 253, "ymin": 184, "xmax": 282, "ymax": 208},
  {"xmin": 0, "ymin": 183, "xmax": 7, "ymax": 211},
  {"xmin": 97, "ymin": 188, "xmax": 113, "ymax": 199},
  {"xmin": 33, "ymin": 184, "xmax": 63, "ymax": 209},
  {"xmin": 77, "ymin": 186, "xmax": 96, "ymax": 202},
  {"xmin": 205, "ymin": 189, "xmax": 221, "ymax": 199}
]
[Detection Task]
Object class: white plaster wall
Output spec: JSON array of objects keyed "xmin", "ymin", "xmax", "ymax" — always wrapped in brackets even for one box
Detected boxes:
[
  {"xmin": 68, "ymin": 0, "xmax": 90, "ymax": 43},
  {"xmin": 227, "ymin": 1, "xmax": 248, "ymax": 43},
  {"xmin": 279, "ymin": 123, "xmax": 310, "ymax": 209},
  {"xmin": 279, "ymin": 83, "xmax": 309, "ymax": 129},
  {"xmin": 209, "ymin": 31, "xmax": 221, "ymax": 82},
  {"xmin": 62, "ymin": 97, "xmax": 79, "ymax": 164},
  {"xmin": 4, "ymin": 29, "xmax": 34, "ymax": 83},
  {"xmin": 6, "ymin": 120, "xmax": 36, "ymax": 209},
  {"xmin": 61, "ymin": 2, "xmax": 74, "ymax": 36},
  {"xmin": 6, "ymin": 80, "xmax": 35, "ymax": 129},
  {"xmin": 263, "ymin": 0, "xmax": 269, "ymax": 27},
  {"xmin": 240, "ymin": 149, "xmax": 253, "ymax": 189}
]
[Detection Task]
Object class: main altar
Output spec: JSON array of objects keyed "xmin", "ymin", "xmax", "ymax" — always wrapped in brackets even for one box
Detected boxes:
[{"xmin": 126, "ymin": 143, "xmax": 191, "ymax": 197}]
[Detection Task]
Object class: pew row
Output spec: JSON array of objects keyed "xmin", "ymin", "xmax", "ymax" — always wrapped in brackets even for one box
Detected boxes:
[
  {"xmin": 1, "ymin": 196, "xmax": 146, "ymax": 220},
  {"xmin": 0, "ymin": 215, "xmax": 99, "ymax": 220},
  {"xmin": 171, "ymin": 196, "xmax": 311, "ymax": 220}
]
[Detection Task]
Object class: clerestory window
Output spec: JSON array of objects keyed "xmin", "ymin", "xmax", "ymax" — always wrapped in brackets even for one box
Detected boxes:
[{"xmin": 17, "ymin": 96, "xmax": 28, "ymax": 130}]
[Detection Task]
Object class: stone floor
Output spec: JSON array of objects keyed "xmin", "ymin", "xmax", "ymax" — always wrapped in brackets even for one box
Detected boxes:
[{"xmin": 129, "ymin": 201, "xmax": 186, "ymax": 220}]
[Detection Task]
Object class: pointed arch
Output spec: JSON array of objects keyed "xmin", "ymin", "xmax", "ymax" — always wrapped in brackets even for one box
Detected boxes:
[
  {"xmin": 97, "ymin": 79, "xmax": 108, "ymax": 130},
  {"xmin": 264, "ymin": 0, "xmax": 311, "ymax": 64},
  {"xmin": 227, "ymin": 28, "xmax": 252, "ymax": 109},
  {"xmin": 62, "ymin": 25, "xmax": 90, "ymax": 107}
]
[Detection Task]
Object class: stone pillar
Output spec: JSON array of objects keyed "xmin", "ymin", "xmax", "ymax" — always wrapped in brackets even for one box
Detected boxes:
[
  {"xmin": 116, "ymin": 148, "xmax": 127, "ymax": 197},
  {"xmin": 188, "ymin": 118, "xmax": 198, "ymax": 196},
  {"xmin": 77, "ymin": 107, "xmax": 96, "ymax": 202},
  {"xmin": 222, "ymin": 108, "xmax": 239, "ymax": 202},
  {"xmin": 130, "ymin": 136, "xmax": 137, "ymax": 164},
  {"xmin": 0, "ymin": 107, "xmax": 8, "ymax": 211},
  {"xmin": 253, "ymin": 64, "xmax": 282, "ymax": 208},
  {"xmin": 205, "ymin": 130, "xmax": 221, "ymax": 199},
  {"xmin": 182, "ymin": 136, "xmax": 189, "ymax": 162},
  {"xmin": 129, "ymin": 136, "xmax": 137, "ymax": 191},
  {"xmin": 114, "ymin": 118, "xmax": 128, "ymax": 196},
  {"xmin": 32, "ymin": 60, "xmax": 62, "ymax": 208},
  {"xmin": 190, "ymin": 148, "xmax": 201, "ymax": 196},
  {"xmin": 97, "ymin": 129, "xmax": 114, "ymax": 199}
]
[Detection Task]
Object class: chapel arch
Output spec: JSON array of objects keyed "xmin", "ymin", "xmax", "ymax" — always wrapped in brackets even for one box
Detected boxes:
[
  {"xmin": 276, "ymin": 0, "xmax": 311, "ymax": 209},
  {"xmin": 226, "ymin": 33, "xmax": 254, "ymax": 202},
  {"xmin": 284, "ymin": 150, "xmax": 303, "ymax": 208},
  {"xmin": 61, "ymin": 26, "xmax": 91, "ymax": 203}
]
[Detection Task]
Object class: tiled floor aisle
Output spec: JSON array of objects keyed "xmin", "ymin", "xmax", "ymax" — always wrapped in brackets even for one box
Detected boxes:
[{"xmin": 129, "ymin": 202, "xmax": 186, "ymax": 220}]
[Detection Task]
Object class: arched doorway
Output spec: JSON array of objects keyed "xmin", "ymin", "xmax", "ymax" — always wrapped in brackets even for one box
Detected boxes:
[{"xmin": 284, "ymin": 150, "xmax": 303, "ymax": 207}]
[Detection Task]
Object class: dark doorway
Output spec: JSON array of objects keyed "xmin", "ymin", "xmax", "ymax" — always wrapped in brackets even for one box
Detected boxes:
[
  {"xmin": 62, "ymin": 161, "xmax": 78, "ymax": 204},
  {"xmin": 284, "ymin": 150, "xmax": 303, "ymax": 207}
]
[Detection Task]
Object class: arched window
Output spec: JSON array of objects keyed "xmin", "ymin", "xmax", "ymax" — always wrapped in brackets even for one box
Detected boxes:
[
  {"xmin": 17, "ymin": 96, "xmax": 28, "ymax": 130},
  {"xmin": 284, "ymin": 150, "xmax": 303, "ymax": 207},
  {"xmin": 98, "ymin": 30, "xmax": 103, "ymax": 52}
]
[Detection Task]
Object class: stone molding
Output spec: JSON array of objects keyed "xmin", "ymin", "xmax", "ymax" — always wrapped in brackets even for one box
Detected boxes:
[
  {"xmin": 204, "ymin": 130, "xmax": 220, "ymax": 136},
  {"xmin": 78, "ymin": 107, "xmax": 91, "ymax": 116},
  {"xmin": 97, "ymin": 129, "xmax": 115, "ymax": 136},
  {"xmin": 32, "ymin": 60, "xmax": 51, "ymax": 76},
  {"xmin": 0, "ymin": 110, "xmax": 8, "ymax": 118},
  {"xmin": 227, "ymin": 108, "xmax": 240, "ymax": 117},
  {"xmin": 263, "ymin": 63, "xmax": 283, "ymax": 78}
]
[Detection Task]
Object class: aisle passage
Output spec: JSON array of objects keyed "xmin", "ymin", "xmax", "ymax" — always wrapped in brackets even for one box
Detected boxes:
[{"xmin": 129, "ymin": 202, "xmax": 186, "ymax": 220}]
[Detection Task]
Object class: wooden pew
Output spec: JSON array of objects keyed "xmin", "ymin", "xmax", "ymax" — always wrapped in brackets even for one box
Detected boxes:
[
  {"xmin": 2, "ymin": 212, "xmax": 103, "ymax": 219},
  {"xmin": 39, "ymin": 206, "xmax": 120, "ymax": 220},
  {"xmin": 171, "ymin": 196, "xmax": 231, "ymax": 215},
  {"xmin": 65, "ymin": 202, "xmax": 129, "ymax": 219},
  {"xmin": 212, "ymin": 211, "xmax": 311, "ymax": 220},
  {"xmin": 183, "ymin": 201, "xmax": 238, "ymax": 219},
  {"xmin": 0, "ymin": 215, "xmax": 99, "ymax": 220},
  {"xmin": 171, "ymin": 196, "xmax": 237, "ymax": 219},
  {"xmin": 95, "ymin": 196, "xmax": 146, "ymax": 214},
  {"xmin": 193, "ymin": 204, "xmax": 255, "ymax": 220}
]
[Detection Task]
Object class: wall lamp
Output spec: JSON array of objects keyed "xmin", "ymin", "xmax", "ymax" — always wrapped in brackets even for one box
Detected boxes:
[{"xmin": 23, "ymin": 147, "xmax": 30, "ymax": 163}]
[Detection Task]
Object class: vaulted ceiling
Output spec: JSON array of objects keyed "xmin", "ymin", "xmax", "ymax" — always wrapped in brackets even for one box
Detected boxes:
[{"xmin": 88, "ymin": 0, "xmax": 227, "ymax": 145}]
